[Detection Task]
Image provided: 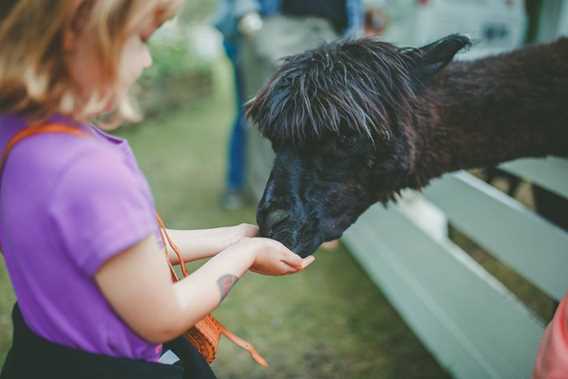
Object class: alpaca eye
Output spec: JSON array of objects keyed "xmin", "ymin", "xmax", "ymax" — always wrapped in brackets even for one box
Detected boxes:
[{"xmin": 337, "ymin": 135, "xmax": 353, "ymax": 147}]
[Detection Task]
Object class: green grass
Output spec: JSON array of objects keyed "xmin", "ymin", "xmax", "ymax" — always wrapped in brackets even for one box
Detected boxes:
[
  {"xmin": 0, "ymin": 60, "xmax": 450, "ymax": 378},
  {"xmin": 0, "ymin": 255, "xmax": 15, "ymax": 364}
]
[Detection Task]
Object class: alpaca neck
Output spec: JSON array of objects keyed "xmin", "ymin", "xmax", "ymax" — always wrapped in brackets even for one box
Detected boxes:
[{"xmin": 411, "ymin": 38, "xmax": 568, "ymax": 188}]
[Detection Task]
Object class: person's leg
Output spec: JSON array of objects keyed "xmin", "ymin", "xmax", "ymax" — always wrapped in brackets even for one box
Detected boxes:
[
  {"xmin": 222, "ymin": 39, "xmax": 249, "ymax": 209},
  {"xmin": 226, "ymin": 60, "xmax": 247, "ymax": 193}
]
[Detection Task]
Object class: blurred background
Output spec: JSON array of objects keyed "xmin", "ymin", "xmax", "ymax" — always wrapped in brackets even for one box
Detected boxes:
[{"xmin": 1, "ymin": 1, "xmax": 567, "ymax": 378}]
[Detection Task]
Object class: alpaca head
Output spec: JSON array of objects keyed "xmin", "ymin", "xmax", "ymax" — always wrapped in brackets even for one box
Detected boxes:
[{"xmin": 246, "ymin": 34, "xmax": 470, "ymax": 257}]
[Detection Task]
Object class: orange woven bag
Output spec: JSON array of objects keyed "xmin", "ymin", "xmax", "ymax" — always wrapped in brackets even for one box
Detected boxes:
[{"xmin": 1, "ymin": 123, "xmax": 268, "ymax": 367}]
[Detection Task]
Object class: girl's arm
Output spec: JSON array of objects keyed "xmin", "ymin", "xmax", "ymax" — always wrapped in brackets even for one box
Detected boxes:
[
  {"xmin": 165, "ymin": 223, "xmax": 258, "ymax": 264},
  {"xmin": 95, "ymin": 234, "xmax": 314, "ymax": 343}
]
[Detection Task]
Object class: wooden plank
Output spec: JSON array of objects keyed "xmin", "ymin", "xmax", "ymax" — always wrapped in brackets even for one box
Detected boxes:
[
  {"xmin": 343, "ymin": 205, "xmax": 545, "ymax": 379},
  {"xmin": 423, "ymin": 172, "xmax": 568, "ymax": 301},
  {"xmin": 500, "ymin": 157, "xmax": 568, "ymax": 198},
  {"xmin": 535, "ymin": 0, "xmax": 566, "ymax": 42}
]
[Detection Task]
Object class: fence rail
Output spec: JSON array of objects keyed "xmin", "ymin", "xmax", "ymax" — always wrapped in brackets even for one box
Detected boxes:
[{"xmin": 500, "ymin": 157, "xmax": 568, "ymax": 198}]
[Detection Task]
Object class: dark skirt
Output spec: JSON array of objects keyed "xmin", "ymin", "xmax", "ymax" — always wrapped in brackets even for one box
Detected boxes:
[{"xmin": 0, "ymin": 304, "xmax": 217, "ymax": 379}]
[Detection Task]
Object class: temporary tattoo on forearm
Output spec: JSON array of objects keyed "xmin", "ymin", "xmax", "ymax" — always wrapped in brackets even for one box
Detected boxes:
[{"xmin": 217, "ymin": 274, "xmax": 239, "ymax": 301}]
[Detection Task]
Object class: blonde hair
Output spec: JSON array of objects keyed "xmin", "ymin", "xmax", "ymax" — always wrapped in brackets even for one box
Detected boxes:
[{"xmin": 0, "ymin": 0, "xmax": 181, "ymax": 124}]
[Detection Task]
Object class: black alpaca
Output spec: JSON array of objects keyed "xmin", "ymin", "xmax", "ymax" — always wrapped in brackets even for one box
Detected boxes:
[{"xmin": 246, "ymin": 35, "xmax": 568, "ymax": 257}]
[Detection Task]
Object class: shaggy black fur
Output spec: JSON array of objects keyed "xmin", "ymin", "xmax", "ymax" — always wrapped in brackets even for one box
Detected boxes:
[
  {"xmin": 246, "ymin": 35, "xmax": 568, "ymax": 257},
  {"xmin": 248, "ymin": 35, "xmax": 470, "ymax": 146}
]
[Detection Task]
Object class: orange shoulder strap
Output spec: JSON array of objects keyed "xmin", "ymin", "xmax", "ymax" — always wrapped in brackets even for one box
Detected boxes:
[{"xmin": 0, "ymin": 123, "xmax": 88, "ymax": 174}]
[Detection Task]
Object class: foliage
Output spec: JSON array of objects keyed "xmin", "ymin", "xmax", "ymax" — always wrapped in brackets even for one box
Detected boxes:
[
  {"xmin": 179, "ymin": 0, "xmax": 218, "ymax": 25},
  {"xmin": 144, "ymin": 33, "xmax": 207, "ymax": 81},
  {"xmin": 136, "ymin": 28, "xmax": 215, "ymax": 118}
]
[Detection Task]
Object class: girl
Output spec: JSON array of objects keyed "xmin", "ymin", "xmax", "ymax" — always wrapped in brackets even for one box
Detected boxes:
[{"xmin": 0, "ymin": 1, "xmax": 314, "ymax": 378}]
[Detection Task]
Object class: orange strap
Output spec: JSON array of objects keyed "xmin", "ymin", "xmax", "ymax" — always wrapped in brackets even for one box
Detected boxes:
[
  {"xmin": 0, "ymin": 123, "xmax": 88, "ymax": 175},
  {"xmin": 156, "ymin": 214, "xmax": 189, "ymax": 279},
  {"xmin": 2, "ymin": 122, "xmax": 268, "ymax": 367},
  {"xmin": 0, "ymin": 123, "xmax": 88, "ymax": 253},
  {"xmin": 219, "ymin": 327, "xmax": 269, "ymax": 367},
  {"xmin": 156, "ymin": 215, "xmax": 269, "ymax": 367}
]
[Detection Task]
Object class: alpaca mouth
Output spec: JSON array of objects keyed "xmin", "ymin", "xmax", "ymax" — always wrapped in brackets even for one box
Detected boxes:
[
  {"xmin": 291, "ymin": 237, "xmax": 324, "ymax": 258},
  {"xmin": 258, "ymin": 207, "xmax": 357, "ymax": 257},
  {"xmin": 259, "ymin": 220, "xmax": 324, "ymax": 258},
  {"xmin": 296, "ymin": 234, "xmax": 325, "ymax": 257}
]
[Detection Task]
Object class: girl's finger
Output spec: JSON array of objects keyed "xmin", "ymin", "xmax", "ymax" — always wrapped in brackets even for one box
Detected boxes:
[
  {"xmin": 301, "ymin": 256, "xmax": 316, "ymax": 269},
  {"xmin": 281, "ymin": 253, "xmax": 304, "ymax": 270},
  {"xmin": 278, "ymin": 261, "xmax": 299, "ymax": 275},
  {"xmin": 247, "ymin": 224, "xmax": 260, "ymax": 237}
]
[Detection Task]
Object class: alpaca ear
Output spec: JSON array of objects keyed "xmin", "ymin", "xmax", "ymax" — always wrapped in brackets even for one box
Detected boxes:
[{"xmin": 409, "ymin": 34, "xmax": 471, "ymax": 83}]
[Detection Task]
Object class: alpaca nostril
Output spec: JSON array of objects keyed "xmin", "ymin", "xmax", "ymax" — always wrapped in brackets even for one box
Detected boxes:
[{"xmin": 265, "ymin": 209, "xmax": 289, "ymax": 231}]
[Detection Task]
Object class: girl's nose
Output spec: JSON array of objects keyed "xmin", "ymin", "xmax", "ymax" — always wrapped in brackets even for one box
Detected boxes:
[{"xmin": 143, "ymin": 47, "xmax": 153, "ymax": 68}]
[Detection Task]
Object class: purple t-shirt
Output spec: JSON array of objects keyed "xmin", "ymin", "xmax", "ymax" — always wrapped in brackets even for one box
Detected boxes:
[{"xmin": 0, "ymin": 114, "xmax": 163, "ymax": 362}]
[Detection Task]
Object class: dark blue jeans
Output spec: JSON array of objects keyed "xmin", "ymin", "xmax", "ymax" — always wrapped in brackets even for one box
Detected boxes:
[{"xmin": 223, "ymin": 39, "xmax": 248, "ymax": 193}]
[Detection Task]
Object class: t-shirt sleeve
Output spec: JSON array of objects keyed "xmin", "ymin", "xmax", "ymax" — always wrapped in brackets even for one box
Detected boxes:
[{"xmin": 48, "ymin": 145, "xmax": 157, "ymax": 276}]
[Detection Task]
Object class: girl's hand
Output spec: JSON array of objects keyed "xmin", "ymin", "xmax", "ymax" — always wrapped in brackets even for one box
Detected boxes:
[
  {"xmin": 164, "ymin": 223, "xmax": 259, "ymax": 265},
  {"xmin": 246, "ymin": 238, "xmax": 316, "ymax": 276},
  {"xmin": 223, "ymin": 223, "xmax": 259, "ymax": 248},
  {"xmin": 230, "ymin": 223, "xmax": 259, "ymax": 243}
]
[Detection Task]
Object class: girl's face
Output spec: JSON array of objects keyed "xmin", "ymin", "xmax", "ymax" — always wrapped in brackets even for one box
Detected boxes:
[
  {"xmin": 67, "ymin": 17, "xmax": 156, "ymax": 115},
  {"xmin": 118, "ymin": 22, "xmax": 155, "ymax": 96}
]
